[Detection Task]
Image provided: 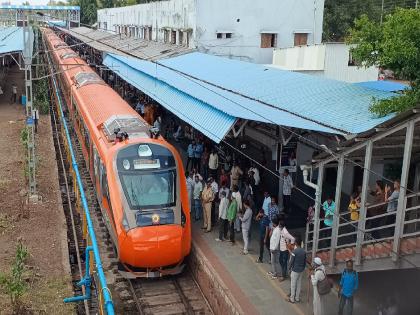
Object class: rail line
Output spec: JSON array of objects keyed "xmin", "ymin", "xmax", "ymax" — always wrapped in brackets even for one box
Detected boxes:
[{"xmin": 47, "ymin": 42, "xmax": 213, "ymax": 315}]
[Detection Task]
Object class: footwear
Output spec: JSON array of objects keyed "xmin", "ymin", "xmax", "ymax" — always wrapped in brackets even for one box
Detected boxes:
[
  {"xmin": 205, "ymin": 230, "xmax": 211, "ymax": 233},
  {"xmin": 256, "ymin": 258, "xmax": 263, "ymax": 263},
  {"xmin": 267, "ymin": 271, "xmax": 274, "ymax": 276},
  {"xmin": 215, "ymin": 238, "xmax": 222, "ymax": 242},
  {"xmin": 242, "ymin": 250, "xmax": 248, "ymax": 255},
  {"xmin": 295, "ymin": 299, "xmax": 300, "ymax": 303},
  {"xmin": 286, "ymin": 298, "xmax": 295, "ymax": 304},
  {"xmin": 230, "ymin": 242, "xmax": 235, "ymax": 246},
  {"xmin": 278, "ymin": 277, "xmax": 285, "ymax": 282},
  {"xmin": 270, "ymin": 275, "xmax": 278, "ymax": 280}
]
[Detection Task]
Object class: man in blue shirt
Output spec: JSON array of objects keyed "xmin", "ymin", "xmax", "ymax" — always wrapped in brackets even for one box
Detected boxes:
[
  {"xmin": 186, "ymin": 140, "xmax": 196, "ymax": 171},
  {"xmin": 338, "ymin": 259, "xmax": 358, "ymax": 315}
]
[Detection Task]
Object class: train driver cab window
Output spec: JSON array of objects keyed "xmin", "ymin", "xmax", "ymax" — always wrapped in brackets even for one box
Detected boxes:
[{"xmin": 116, "ymin": 143, "xmax": 177, "ymax": 210}]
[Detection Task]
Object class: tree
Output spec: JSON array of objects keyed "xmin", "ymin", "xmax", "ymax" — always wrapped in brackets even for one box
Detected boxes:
[
  {"xmin": 323, "ymin": 0, "xmax": 418, "ymax": 42},
  {"xmin": 347, "ymin": 8, "xmax": 420, "ymax": 116}
]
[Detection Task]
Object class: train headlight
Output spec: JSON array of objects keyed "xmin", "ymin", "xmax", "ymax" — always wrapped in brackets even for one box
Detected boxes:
[
  {"xmin": 152, "ymin": 214, "xmax": 160, "ymax": 225},
  {"xmin": 122, "ymin": 159, "xmax": 130, "ymax": 170}
]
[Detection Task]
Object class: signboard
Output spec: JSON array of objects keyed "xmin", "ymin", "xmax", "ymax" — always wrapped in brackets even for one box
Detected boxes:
[
  {"xmin": 26, "ymin": 117, "xmax": 34, "ymax": 125},
  {"xmin": 276, "ymin": 137, "xmax": 298, "ymax": 173}
]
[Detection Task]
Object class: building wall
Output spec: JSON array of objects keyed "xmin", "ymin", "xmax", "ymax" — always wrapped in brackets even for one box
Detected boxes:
[
  {"xmin": 323, "ymin": 43, "xmax": 378, "ymax": 83},
  {"xmin": 97, "ymin": 0, "xmax": 197, "ymax": 47},
  {"xmin": 97, "ymin": 0, "xmax": 325, "ymax": 64},
  {"xmin": 272, "ymin": 43, "xmax": 379, "ymax": 82}
]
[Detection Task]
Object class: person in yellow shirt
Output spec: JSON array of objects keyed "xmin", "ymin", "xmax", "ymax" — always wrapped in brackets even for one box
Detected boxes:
[{"xmin": 348, "ymin": 192, "xmax": 360, "ymax": 221}]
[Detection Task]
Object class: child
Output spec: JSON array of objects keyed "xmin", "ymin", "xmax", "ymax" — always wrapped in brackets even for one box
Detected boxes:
[
  {"xmin": 216, "ymin": 191, "xmax": 229, "ymax": 242},
  {"xmin": 239, "ymin": 199, "xmax": 253, "ymax": 254},
  {"xmin": 268, "ymin": 216, "xmax": 281, "ymax": 279}
]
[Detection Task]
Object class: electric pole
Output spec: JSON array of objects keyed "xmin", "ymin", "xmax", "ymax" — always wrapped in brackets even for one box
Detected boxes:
[{"xmin": 23, "ymin": 15, "xmax": 38, "ymax": 201}]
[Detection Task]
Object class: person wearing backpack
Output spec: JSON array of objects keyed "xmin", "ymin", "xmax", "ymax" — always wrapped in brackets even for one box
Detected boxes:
[
  {"xmin": 310, "ymin": 257, "xmax": 328, "ymax": 315},
  {"xmin": 338, "ymin": 259, "xmax": 358, "ymax": 315}
]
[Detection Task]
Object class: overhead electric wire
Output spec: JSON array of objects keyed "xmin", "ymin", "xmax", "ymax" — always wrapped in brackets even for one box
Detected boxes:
[{"xmin": 48, "ymin": 23, "xmax": 420, "ymax": 269}]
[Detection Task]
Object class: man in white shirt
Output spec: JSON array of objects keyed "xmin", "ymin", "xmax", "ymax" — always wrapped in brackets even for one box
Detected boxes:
[
  {"xmin": 186, "ymin": 172, "xmax": 194, "ymax": 213},
  {"xmin": 282, "ymin": 169, "xmax": 294, "ymax": 214},
  {"xmin": 192, "ymin": 175, "xmax": 203, "ymax": 221},
  {"xmin": 208, "ymin": 148, "xmax": 219, "ymax": 179},
  {"xmin": 249, "ymin": 165, "xmax": 260, "ymax": 186},
  {"xmin": 278, "ymin": 219, "xmax": 295, "ymax": 281},
  {"xmin": 210, "ymin": 177, "xmax": 219, "ymax": 225},
  {"xmin": 216, "ymin": 191, "xmax": 229, "ymax": 242},
  {"xmin": 239, "ymin": 200, "xmax": 253, "ymax": 254},
  {"xmin": 261, "ymin": 191, "xmax": 271, "ymax": 217}
]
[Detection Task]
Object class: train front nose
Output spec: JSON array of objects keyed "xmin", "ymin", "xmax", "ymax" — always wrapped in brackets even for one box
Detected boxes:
[{"xmin": 121, "ymin": 225, "xmax": 183, "ymax": 268}]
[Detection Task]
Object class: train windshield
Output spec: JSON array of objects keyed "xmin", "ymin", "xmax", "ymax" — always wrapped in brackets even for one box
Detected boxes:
[
  {"xmin": 116, "ymin": 143, "xmax": 177, "ymax": 210},
  {"xmin": 120, "ymin": 170, "xmax": 175, "ymax": 209}
]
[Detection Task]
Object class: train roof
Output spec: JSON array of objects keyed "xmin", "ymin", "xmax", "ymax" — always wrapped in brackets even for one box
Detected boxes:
[{"xmin": 44, "ymin": 28, "xmax": 150, "ymax": 144}]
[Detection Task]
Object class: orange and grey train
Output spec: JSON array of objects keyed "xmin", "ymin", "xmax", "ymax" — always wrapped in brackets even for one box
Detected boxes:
[{"xmin": 43, "ymin": 28, "xmax": 191, "ymax": 277}]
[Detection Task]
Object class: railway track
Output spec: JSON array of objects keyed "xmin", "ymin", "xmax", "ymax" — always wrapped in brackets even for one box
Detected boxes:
[{"xmin": 48, "ymin": 62, "xmax": 213, "ymax": 315}]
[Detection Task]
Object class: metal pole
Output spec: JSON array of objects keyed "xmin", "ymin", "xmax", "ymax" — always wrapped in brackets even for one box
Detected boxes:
[
  {"xmin": 355, "ymin": 141, "xmax": 373, "ymax": 266},
  {"xmin": 329, "ymin": 155, "xmax": 344, "ymax": 267},
  {"xmin": 392, "ymin": 120, "xmax": 415, "ymax": 261},
  {"xmin": 312, "ymin": 164, "xmax": 324, "ymax": 258},
  {"xmin": 23, "ymin": 16, "xmax": 37, "ymax": 199}
]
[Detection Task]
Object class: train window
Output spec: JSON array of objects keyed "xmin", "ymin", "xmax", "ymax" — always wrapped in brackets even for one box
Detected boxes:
[
  {"xmin": 93, "ymin": 147, "xmax": 99, "ymax": 177},
  {"xmin": 100, "ymin": 162, "xmax": 111, "ymax": 202}
]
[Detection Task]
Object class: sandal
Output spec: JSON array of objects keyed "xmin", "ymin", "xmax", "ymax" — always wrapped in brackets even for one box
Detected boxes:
[{"xmin": 286, "ymin": 298, "xmax": 295, "ymax": 304}]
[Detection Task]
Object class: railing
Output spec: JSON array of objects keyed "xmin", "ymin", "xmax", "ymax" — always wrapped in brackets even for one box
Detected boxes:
[{"xmin": 306, "ymin": 192, "xmax": 420, "ymax": 265}]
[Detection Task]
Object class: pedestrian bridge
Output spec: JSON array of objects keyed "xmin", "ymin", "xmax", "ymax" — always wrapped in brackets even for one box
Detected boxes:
[{"xmin": 305, "ymin": 109, "xmax": 420, "ymax": 273}]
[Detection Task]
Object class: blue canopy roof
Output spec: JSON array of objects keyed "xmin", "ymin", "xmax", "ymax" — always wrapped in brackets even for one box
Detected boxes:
[
  {"xmin": 354, "ymin": 80, "xmax": 409, "ymax": 92},
  {"xmin": 0, "ymin": 27, "xmax": 25, "ymax": 55},
  {"xmin": 103, "ymin": 54, "xmax": 236, "ymax": 143},
  {"xmin": 105, "ymin": 52, "xmax": 398, "ymax": 140}
]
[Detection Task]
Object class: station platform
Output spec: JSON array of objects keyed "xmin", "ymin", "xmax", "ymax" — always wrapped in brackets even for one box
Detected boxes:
[{"xmin": 190, "ymin": 221, "xmax": 339, "ymax": 315}]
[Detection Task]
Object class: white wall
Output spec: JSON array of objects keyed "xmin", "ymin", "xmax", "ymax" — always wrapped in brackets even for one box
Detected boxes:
[
  {"xmin": 323, "ymin": 43, "xmax": 378, "ymax": 83},
  {"xmin": 98, "ymin": 0, "xmax": 197, "ymax": 47},
  {"xmin": 196, "ymin": 0, "xmax": 324, "ymax": 63},
  {"xmin": 98, "ymin": 0, "xmax": 325, "ymax": 64}
]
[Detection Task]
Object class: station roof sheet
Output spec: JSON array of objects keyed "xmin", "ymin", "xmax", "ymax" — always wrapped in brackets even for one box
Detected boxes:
[
  {"xmin": 103, "ymin": 54, "xmax": 235, "ymax": 143},
  {"xmin": 0, "ymin": 27, "xmax": 31, "ymax": 56},
  {"xmin": 61, "ymin": 27, "xmax": 193, "ymax": 61},
  {"xmin": 106, "ymin": 52, "xmax": 398, "ymax": 136},
  {"xmin": 354, "ymin": 80, "xmax": 409, "ymax": 92}
]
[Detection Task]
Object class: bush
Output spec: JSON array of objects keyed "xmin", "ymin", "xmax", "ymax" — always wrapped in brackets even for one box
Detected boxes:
[{"xmin": 0, "ymin": 241, "xmax": 29, "ymax": 311}]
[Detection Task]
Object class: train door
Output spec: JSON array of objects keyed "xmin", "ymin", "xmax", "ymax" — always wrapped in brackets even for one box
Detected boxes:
[{"xmin": 93, "ymin": 146, "xmax": 100, "ymax": 198}]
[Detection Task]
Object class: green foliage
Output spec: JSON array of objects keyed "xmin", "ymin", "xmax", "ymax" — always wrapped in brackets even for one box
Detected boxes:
[
  {"xmin": 347, "ymin": 8, "xmax": 420, "ymax": 116},
  {"xmin": 323, "ymin": 0, "xmax": 418, "ymax": 42},
  {"xmin": 20, "ymin": 128, "xmax": 28, "ymax": 147},
  {"xmin": 33, "ymin": 77, "xmax": 50, "ymax": 115},
  {"xmin": 0, "ymin": 241, "xmax": 29, "ymax": 310}
]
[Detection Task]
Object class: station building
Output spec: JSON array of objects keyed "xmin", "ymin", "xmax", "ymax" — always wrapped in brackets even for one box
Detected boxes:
[
  {"xmin": 58, "ymin": 24, "xmax": 420, "ymax": 274},
  {"xmin": 97, "ymin": 0, "xmax": 325, "ymax": 64}
]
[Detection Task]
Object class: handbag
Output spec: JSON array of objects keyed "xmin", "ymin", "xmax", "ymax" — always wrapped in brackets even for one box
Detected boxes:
[{"xmin": 316, "ymin": 269, "xmax": 332, "ymax": 295}]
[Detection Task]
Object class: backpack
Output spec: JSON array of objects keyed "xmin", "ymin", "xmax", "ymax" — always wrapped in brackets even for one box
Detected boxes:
[{"xmin": 316, "ymin": 269, "xmax": 332, "ymax": 295}]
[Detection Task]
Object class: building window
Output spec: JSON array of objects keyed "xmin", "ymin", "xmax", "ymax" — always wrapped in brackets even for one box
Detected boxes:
[
  {"xmin": 217, "ymin": 33, "xmax": 223, "ymax": 39},
  {"xmin": 171, "ymin": 30, "xmax": 176, "ymax": 44},
  {"xmin": 150, "ymin": 27, "xmax": 153, "ymax": 41},
  {"xmin": 216, "ymin": 32, "xmax": 233, "ymax": 39},
  {"xmin": 178, "ymin": 31, "xmax": 183, "ymax": 45},
  {"xmin": 164, "ymin": 29, "xmax": 170, "ymax": 43},
  {"xmin": 261, "ymin": 33, "xmax": 277, "ymax": 48},
  {"xmin": 294, "ymin": 33, "xmax": 308, "ymax": 46},
  {"xmin": 226, "ymin": 33, "xmax": 232, "ymax": 39}
]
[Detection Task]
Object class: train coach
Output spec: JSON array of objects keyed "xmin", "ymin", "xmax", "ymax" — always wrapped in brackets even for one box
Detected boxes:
[{"xmin": 43, "ymin": 28, "xmax": 191, "ymax": 278}]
